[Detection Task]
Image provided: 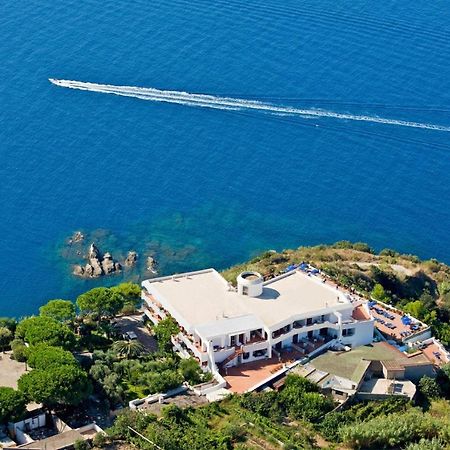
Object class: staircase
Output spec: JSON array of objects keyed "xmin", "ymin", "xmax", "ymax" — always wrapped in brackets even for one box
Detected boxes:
[{"xmin": 220, "ymin": 347, "xmax": 244, "ymax": 369}]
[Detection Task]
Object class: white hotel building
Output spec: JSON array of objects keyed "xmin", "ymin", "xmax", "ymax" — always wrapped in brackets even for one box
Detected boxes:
[{"xmin": 142, "ymin": 268, "xmax": 374, "ymax": 374}]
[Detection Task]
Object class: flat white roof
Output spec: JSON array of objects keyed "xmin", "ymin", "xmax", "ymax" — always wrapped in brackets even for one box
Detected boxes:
[
  {"xmin": 196, "ymin": 314, "xmax": 265, "ymax": 340},
  {"xmin": 143, "ymin": 268, "xmax": 350, "ymax": 332}
]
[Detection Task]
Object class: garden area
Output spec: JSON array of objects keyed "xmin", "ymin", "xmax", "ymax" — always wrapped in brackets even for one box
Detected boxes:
[{"xmin": 0, "ymin": 282, "xmax": 209, "ymax": 426}]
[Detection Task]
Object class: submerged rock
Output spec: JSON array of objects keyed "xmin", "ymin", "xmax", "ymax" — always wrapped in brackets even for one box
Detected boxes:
[{"xmin": 68, "ymin": 231, "xmax": 85, "ymax": 245}]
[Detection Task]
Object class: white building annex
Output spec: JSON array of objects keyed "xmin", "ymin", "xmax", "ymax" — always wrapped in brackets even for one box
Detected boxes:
[{"xmin": 142, "ymin": 268, "xmax": 374, "ymax": 376}]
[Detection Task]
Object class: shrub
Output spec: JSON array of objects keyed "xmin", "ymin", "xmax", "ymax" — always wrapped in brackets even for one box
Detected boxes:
[
  {"xmin": 418, "ymin": 376, "xmax": 441, "ymax": 400},
  {"xmin": 379, "ymin": 248, "xmax": 400, "ymax": 257},
  {"xmin": 0, "ymin": 327, "xmax": 13, "ymax": 352},
  {"xmin": 146, "ymin": 369, "xmax": 183, "ymax": 393},
  {"xmin": 340, "ymin": 409, "xmax": 441, "ymax": 449},
  {"xmin": 92, "ymin": 433, "xmax": 108, "ymax": 448},
  {"xmin": 371, "ymin": 283, "xmax": 390, "ymax": 302},
  {"xmin": 11, "ymin": 339, "xmax": 27, "ymax": 362},
  {"xmin": 74, "ymin": 439, "xmax": 90, "ymax": 450},
  {"xmin": 178, "ymin": 358, "xmax": 203, "ymax": 385},
  {"xmin": 404, "ymin": 438, "xmax": 446, "ymax": 450},
  {"xmin": 239, "ymin": 391, "xmax": 283, "ymax": 421},
  {"xmin": 153, "ymin": 317, "xmax": 179, "ymax": 351},
  {"xmin": 0, "ymin": 318, "xmax": 17, "ymax": 333}
]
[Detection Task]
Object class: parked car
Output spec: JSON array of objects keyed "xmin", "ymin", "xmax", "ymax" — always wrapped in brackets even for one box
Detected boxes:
[{"xmin": 123, "ymin": 331, "xmax": 138, "ymax": 340}]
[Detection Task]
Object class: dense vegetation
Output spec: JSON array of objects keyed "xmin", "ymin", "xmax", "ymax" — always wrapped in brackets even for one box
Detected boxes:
[
  {"xmin": 89, "ymin": 348, "xmax": 210, "ymax": 405},
  {"xmin": 104, "ymin": 374, "xmax": 450, "ymax": 450},
  {"xmin": 0, "ymin": 282, "xmax": 208, "ymax": 423}
]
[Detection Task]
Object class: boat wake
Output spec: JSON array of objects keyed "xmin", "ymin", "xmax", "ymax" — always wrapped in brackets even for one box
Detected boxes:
[{"xmin": 49, "ymin": 79, "xmax": 450, "ymax": 132}]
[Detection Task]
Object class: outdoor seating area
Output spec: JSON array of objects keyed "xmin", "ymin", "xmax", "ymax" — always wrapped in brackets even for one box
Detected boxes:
[
  {"xmin": 420, "ymin": 340, "xmax": 450, "ymax": 366},
  {"xmin": 368, "ymin": 301, "xmax": 427, "ymax": 341}
]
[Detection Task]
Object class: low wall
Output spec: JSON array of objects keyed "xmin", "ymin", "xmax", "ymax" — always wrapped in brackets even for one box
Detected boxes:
[
  {"xmin": 9, "ymin": 412, "xmax": 46, "ymax": 443},
  {"xmin": 129, "ymin": 385, "xmax": 189, "ymax": 409}
]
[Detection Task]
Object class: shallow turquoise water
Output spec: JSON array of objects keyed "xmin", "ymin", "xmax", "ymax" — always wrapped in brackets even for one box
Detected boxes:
[{"xmin": 1, "ymin": 0, "xmax": 450, "ymax": 316}]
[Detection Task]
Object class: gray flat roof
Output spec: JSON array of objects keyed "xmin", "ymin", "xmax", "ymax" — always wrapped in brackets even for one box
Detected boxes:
[
  {"xmin": 19, "ymin": 430, "xmax": 84, "ymax": 450},
  {"xmin": 143, "ymin": 269, "xmax": 349, "ymax": 331}
]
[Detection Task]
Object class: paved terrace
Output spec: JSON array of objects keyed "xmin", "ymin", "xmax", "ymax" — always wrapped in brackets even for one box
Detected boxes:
[
  {"xmin": 222, "ymin": 349, "xmax": 303, "ymax": 393},
  {"xmin": 368, "ymin": 301, "xmax": 427, "ymax": 341},
  {"xmin": 421, "ymin": 341, "xmax": 450, "ymax": 366},
  {"xmin": 0, "ymin": 351, "xmax": 27, "ymax": 388}
]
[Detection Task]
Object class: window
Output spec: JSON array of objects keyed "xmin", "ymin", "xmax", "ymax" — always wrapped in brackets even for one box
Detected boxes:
[
  {"xmin": 230, "ymin": 335, "xmax": 236, "ymax": 346},
  {"xmin": 342, "ymin": 328, "xmax": 355, "ymax": 337}
]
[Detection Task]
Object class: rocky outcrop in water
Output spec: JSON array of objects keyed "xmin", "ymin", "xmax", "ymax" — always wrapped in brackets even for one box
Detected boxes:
[
  {"xmin": 124, "ymin": 251, "xmax": 138, "ymax": 267},
  {"xmin": 146, "ymin": 256, "xmax": 158, "ymax": 274},
  {"xmin": 73, "ymin": 243, "xmax": 122, "ymax": 278},
  {"xmin": 68, "ymin": 231, "xmax": 84, "ymax": 245}
]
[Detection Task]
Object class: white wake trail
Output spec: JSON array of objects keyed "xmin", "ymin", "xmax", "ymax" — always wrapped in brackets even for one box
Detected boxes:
[{"xmin": 49, "ymin": 79, "xmax": 450, "ymax": 132}]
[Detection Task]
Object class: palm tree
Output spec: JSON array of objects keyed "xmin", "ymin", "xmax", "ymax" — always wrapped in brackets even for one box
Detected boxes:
[{"xmin": 112, "ymin": 340, "xmax": 145, "ymax": 359}]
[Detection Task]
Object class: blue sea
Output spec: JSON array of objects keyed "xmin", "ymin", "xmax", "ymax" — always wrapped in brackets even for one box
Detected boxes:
[{"xmin": 2, "ymin": 0, "xmax": 450, "ymax": 317}]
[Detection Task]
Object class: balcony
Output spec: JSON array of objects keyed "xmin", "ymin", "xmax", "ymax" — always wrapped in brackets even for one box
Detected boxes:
[{"xmin": 272, "ymin": 326, "xmax": 291, "ymax": 339}]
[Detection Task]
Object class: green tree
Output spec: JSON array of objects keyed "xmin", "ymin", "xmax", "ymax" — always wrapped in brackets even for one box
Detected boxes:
[
  {"xmin": 154, "ymin": 317, "xmax": 179, "ymax": 351},
  {"xmin": 18, "ymin": 364, "xmax": 92, "ymax": 407},
  {"xmin": 404, "ymin": 300, "xmax": 428, "ymax": 321},
  {"xmin": 112, "ymin": 340, "xmax": 145, "ymax": 359},
  {"xmin": 0, "ymin": 387, "xmax": 26, "ymax": 423},
  {"xmin": 0, "ymin": 318, "xmax": 17, "ymax": 333},
  {"xmin": 16, "ymin": 316, "xmax": 76, "ymax": 349},
  {"xmin": 39, "ymin": 299, "xmax": 75, "ymax": 323},
  {"xmin": 418, "ymin": 376, "xmax": 441, "ymax": 400},
  {"xmin": 371, "ymin": 283, "xmax": 389, "ymax": 302},
  {"xmin": 112, "ymin": 283, "xmax": 141, "ymax": 305},
  {"xmin": 0, "ymin": 326, "xmax": 13, "ymax": 352},
  {"xmin": 178, "ymin": 358, "xmax": 202, "ymax": 385},
  {"xmin": 26, "ymin": 344, "xmax": 77, "ymax": 369},
  {"xmin": 146, "ymin": 370, "xmax": 183, "ymax": 394},
  {"xmin": 77, "ymin": 287, "xmax": 124, "ymax": 318},
  {"xmin": 10, "ymin": 339, "xmax": 27, "ymax": 362}
]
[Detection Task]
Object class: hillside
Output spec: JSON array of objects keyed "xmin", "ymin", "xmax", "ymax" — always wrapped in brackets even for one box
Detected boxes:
[{"xmin": 222, "ymin": 241, "xmax": 450, "ymax": 347}]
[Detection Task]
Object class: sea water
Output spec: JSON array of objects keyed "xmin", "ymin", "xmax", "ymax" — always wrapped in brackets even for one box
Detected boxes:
[{"xmin": 1, "ymin": 0, "xmax": 450, "ymax": 316}]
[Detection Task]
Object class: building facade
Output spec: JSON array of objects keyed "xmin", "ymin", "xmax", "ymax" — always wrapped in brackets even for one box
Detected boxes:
[{"xmin": 142, "ymin": 268, "xmax": 374, "ymax": 374}]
